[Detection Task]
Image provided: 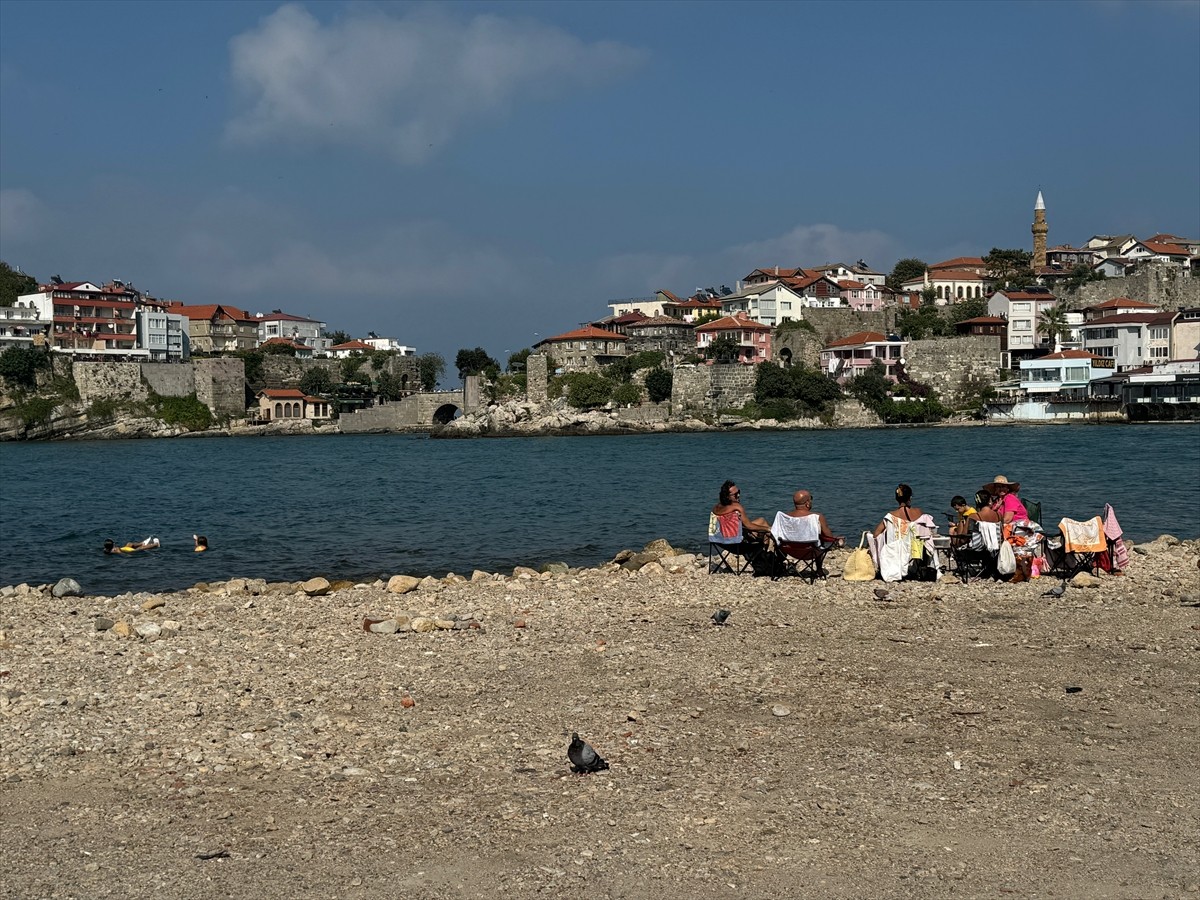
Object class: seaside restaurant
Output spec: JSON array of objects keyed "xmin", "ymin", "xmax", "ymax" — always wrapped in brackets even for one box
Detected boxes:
[{"xmin": 1017, "ymin": 349, "xmax": 1114, "ymax": 400}]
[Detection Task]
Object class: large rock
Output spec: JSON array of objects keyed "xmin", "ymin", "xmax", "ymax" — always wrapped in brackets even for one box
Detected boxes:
[
  {"xmin": 301, "ymin": 577, "xmax": 331, "ymax": 597},
  {"xmin": 51, "ymin": 578, "xmax": 82, "ymax": 599},
  {"xmin": 387, "ymin": 575, "xmax": 420, "ymax": 594}
]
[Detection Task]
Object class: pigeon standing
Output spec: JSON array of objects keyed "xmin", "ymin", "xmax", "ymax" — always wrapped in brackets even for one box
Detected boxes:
[
  {"xmin": 1042, "ymin": 582, "xmax": 1066, "ymax": 598},
  {"xmin": 711, "ymin": 609, "xmax": 730, "ymax": 626},
  {"xmin": 567, "ymin": 732, "xmax": 609, "ymax": 774},
  {"xmin": 873, "ymin": 587, "xmax": 894, "ymax": 602}
]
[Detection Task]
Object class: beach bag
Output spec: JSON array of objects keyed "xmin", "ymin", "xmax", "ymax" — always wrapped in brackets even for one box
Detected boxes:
[
  {"xmin": 910, "ymin": 534, "xmax": 926, "ymax": 560},
  {"xmin": 843, "ymin": 532, "xmax": 877, "ymax": 582},
  {"xmin": 880, "ymin": 533, "xmax": 910, "ymax": 583},
  {"xmin": 997, "ymin": 541, "xmax": 1017, "ymax": 575}
]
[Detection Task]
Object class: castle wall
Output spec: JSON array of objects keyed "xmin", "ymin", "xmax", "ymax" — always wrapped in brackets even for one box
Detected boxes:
[
  {"xmin": 904, "ymin": 335, "xmax": 1001, "ymax": 406},
  {"xmin": 670, "ymin": 363, "xmax": 756, "ymax": 415},
  {"xmin": 1063, "ymin": 263, "xmax": 1200, "ymax": 311}
]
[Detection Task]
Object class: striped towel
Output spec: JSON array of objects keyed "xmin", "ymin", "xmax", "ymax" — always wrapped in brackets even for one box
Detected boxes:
[{"xmin": 1103, "ymin": 503, "xmax": 1130, "ymax": 570}]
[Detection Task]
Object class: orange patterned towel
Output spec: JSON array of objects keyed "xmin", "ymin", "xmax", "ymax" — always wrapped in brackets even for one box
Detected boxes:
[{"xmin": 1058, "ymin": 516, "xmax": 1107, "ymax": 553}]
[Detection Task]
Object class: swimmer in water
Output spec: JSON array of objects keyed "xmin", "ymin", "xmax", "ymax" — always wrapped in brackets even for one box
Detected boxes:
[
  {"xmin": 104, "ymin": 537, "xmax": 160, "ymax": 554},
  {"xmin": 193, "ymin": 534, "xmax": 208, "ymax": 552}
]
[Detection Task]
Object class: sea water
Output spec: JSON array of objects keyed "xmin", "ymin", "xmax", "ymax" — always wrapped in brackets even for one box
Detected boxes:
[{"xmin": 1, "ymin": 424, "xmax": 1197, "ymax": 595}]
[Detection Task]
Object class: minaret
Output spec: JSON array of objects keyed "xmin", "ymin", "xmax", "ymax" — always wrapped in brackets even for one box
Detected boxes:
[{"xmin": 1032, "ymin": 190, "xmax": 1048, "ymax": 269}]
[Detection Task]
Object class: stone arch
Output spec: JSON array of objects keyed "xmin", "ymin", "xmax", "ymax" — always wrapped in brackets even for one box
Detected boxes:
[
  {"xmin": 957, "ymin": 285, "xmax": 964, "ymax": 299},
  {"xmin": 274, "ymin": 402, "xmax": 282, "ymax": 418},
  {"xmin": 431, "ymin": 403, "xmax": 461, "ymax": 425},
  {"xmin": 778, "ymin": 347, "xmax": 793, "ymax": 368},
  {"xmin": 401, "ymin": 373, "xmax": 409, "ymax": 391}
]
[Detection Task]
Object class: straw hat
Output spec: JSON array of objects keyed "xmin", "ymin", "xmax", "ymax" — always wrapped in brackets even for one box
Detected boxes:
[{"xmin": 983, "ymin": 474, "xmax": 1020, "ymax": 493}]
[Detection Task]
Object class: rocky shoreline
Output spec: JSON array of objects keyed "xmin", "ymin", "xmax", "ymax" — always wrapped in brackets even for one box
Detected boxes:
[{"xmin": 2, "ymin": 535, "xmax": 1198, "ymax": 898}]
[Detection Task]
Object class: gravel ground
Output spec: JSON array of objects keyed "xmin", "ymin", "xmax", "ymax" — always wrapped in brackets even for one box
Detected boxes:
[{"xmin": 2, "ymin": 537, "xmax": 1198, "ymax": 900}]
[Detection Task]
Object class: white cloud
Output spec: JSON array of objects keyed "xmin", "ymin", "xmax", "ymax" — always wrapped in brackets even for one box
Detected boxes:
[
  {"xmin": 225, "ymin": 4, "xmax": 646, "ymax": 163},
  {"xmin": 594, "ymin": 223, "xmax": 902, "ymax": 295},
  {"xmin": 0, "ymin": 188, "xmax": 48, "ymax": 244}
]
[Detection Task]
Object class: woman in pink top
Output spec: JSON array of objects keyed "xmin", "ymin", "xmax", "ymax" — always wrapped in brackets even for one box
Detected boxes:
[{"xmin": 985, "ymin": 475, "xmax": 1028, "ymax": 524}]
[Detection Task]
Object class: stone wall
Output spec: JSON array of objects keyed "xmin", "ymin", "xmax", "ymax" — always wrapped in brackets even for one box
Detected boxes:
[
  {"xmin": 904, "ymin": 335, "xmax": 1002, "ymax": 406},
  {"xmin": 193, "ymin": 358, "xmax": 247, "ymax": 418},
  {"xmin": 1064, "ymin": 263, "xmax": 1200, "ymax": 311},
  {"xmin": 801, "ymin": 308, "xmax": 899, "ymax": 343},
  {"xmin": 772, "ymin": 330, "xmax": 824, "ymax": 368},
  {"xmin": 74, "ymin": 362, "xmax": 149, "ymax": 404},
  {"xmin": 671, "ymin": 363, "xmax": 756, "ymax": 415},
  {"xmin": 260, "ymin": 355, "xmax": 420, "ymax": 391},
  {"xmin": 140, "ymin": 363, "xmax": 196, "ymax": 399},
  {"xmin": 526, "ymin": 354, "xmax": 548, "ymax": 405}
]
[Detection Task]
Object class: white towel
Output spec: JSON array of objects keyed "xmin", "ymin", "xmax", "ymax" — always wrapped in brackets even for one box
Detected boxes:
[
  {"xmin": 978, "ymin": 521, "xmax": 1001, "ymax": 552},
  {"xmin": 771, "ymin": 512, "xmax": 821, "ymax": 544}
]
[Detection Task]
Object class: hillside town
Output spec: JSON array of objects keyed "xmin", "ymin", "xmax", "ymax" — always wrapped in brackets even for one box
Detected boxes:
[{"xmin": 1, "ymin": 194, "xmax": 1198, "ymax": 429}]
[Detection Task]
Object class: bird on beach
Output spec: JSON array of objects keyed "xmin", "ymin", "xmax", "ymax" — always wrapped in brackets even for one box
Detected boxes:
[
  {"xmin": 873, "ymin": 587, "xmax": 894, "ymax": 602},
  {"xmin": 1042, "ymin": 582, "xmax": 1066, "ymax": 598},
  {"xmin": 712, "ymin": 609, "xmax": 730, "ymax": 626},
  {"xmin": 567, "ymin": 732, "xmax": 609, "ymax": 774}
]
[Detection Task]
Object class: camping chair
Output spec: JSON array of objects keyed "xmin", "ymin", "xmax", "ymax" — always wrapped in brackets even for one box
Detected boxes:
[
  {"xmin": 951, "ymin": 520, "xmax": 1001, "ymax": 584},
  {"xmin": 708, "ymin": 511, "xmax": 770, "ymax": 576},
  {"xmin": 769, "ymin": 512, "xmax": 828, "ymax": 582},
  {"xmin": 1046, "ymin": 516, "xmax": 1107, "ymax": 578}
]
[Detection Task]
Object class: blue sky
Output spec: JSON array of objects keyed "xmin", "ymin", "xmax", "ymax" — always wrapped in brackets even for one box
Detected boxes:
[{"xmin": 2, "ymin": 0, "xmax": 1197, "ymax": 368}]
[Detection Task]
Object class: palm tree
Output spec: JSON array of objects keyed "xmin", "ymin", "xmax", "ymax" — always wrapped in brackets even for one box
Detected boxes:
[{"xmin": 1037, "ymin": 304, "xmax": 1070, "ymax": 351}]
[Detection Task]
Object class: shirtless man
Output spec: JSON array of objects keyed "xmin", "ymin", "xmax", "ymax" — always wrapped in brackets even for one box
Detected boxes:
[{"xmin": 782, "ymin": 489, "xmax": 844, "ymax": 548}]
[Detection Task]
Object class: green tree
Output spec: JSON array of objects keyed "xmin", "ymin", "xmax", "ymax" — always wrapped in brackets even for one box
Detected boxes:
[
  {"xmin": 0, "ymin": 345, "xmax": 51, "ymax": 390},
  {"xmin": 920, "ymin": 284, "xmax": 938, "ymax": 307},
  {"xmin": 563, "ymin": 372, "xmax": 613, "ymax": 409},
  {"xmin": 886, "ymin": 258, "xmax": 927, "ymax": 291},
  {"xmin": 897, "ymin": 305, "xmax": 950, "ymax": 340},
  {"xmin": 324, "ymin": 329, "xmax": 352, "ymax": 346},
  {"xmin": 692, "ymin": 312, "xmax": 721, "ymax": 327},
  {"xmin": 846, "ymin": 359, "xmax": 891, "ymax": 416},
  {"xmin": 607, "ymin": 350, "xmax": 665, "ymax": 383},
  {"xmin": 984, "ymin": 248, "xmax": 1035, "ymax": 290},
  {"xmin": 611, "ymin": 382, "xmax": 643, "ymax": 406},
  {"xmin": 706, "ymin": 334, "xmax": 740, "ymax": 362},
  {"xmin": 1037, "ymin": 303, "xmax": 1070, "ymax": 349},
  {"xmin": 417, "ymin": 352, "xmax": 445, "ymax": 391},
  {"xmin": 455, "ymin": 347, "xmax": 499, "ymax": 379},
  {"xmin": 340, "ymin": 355, "xmax": 367, "ymax": 381},
  {"xmin": 261, "ymin": 341, "xmax": 296, "ymax": 356},
  {"xmin": 754, "ymin": 362, "xmax": 793, "ymax": 403},
  {"xmin": 376, "ymin": 370, "xmax": 407, "ymax": 400},
  {"xmin": 947, "ymin": 295, "xmax": 989, "ymax": 325},
  {"xmin": 0, "ymin": 262, "xmax": 37, "ymax": 306},
  {"xmin": 645, "ymin": 367, "xmax": 673, "ymax": 403},
  {"xmin": 299, "ymin": 367, "xmax": 334, "ymax": 396},
  {"xmin": 506, "ymin": 348, "xmax": 531, "ymax": 372}
]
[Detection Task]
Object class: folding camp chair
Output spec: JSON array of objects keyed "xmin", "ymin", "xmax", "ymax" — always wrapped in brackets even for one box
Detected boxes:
[
  {"xmin": 708, "ymin": 511, "xmax": 770, "ymax": 575},
  {"xmin": 950, "ymin": 520, "xmax": 1001, "ymax": 584},
  {"xmin": 1046, "ymin": 516, "xmax": 1107, "ymax": 578},
  {"xmin": 769, "ymin": 512, "xmax": 828, "ymax": 582}
]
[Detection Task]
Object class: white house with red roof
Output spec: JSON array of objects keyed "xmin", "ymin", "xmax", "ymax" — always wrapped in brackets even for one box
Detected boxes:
[
  {"xmin": 694, "ymin": 313, "xmax": 771, "ymax": 364},
  {"xmin": 533, "ymin": 325, "xmax": 628, "ymax": 372},
  {"xmin": 987, "ymin": 289, "xmax": 1061, "ymax": 363},
  {"xmin": 255, "ymin": 388, "xmax": 331, "ymax": 422},
  {"xmin": 329, "ymin": 340, "xmax": 375, "ymax": 358},
  {"xmin": 1019, "ymin": 349, "xmax": 1115, "ymax": 398},
  {"xmin": 19, "ymin": 280, "xmax": 142, "ymax": 357},
  {"xmin": 819, "ymin": 331, "xmax": 906, "ymax": 383},
  {"xmin": 259, "ymin": 337, "xmax": 314, "ymax": 359},
  {"xmin": 717, "ymin": 281, "xmax": 808, "ymax": 325},
  {"xmin": 1080, "ymin": 296, "xmax": 1159, "ymax": 322},
  {"xmin": 902, "ymin": 268, "xmax": 988, "ymax": 304},
  {"xmin": 662, "ymin": 295, "xmax": 723, "ymax": 323},
  {"xmin": 1122, "ymin": 240, "xmax": 1191, "ymax": 269}
]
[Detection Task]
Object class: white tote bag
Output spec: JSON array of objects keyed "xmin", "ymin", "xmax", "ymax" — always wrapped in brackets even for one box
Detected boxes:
[
  {"xmin": 997, "ymin": 541, "xmax": 1017, "ymax": 575},
  {"xmin": 879, "ymin": 534, "xmax": 910, "ymax": 582}
]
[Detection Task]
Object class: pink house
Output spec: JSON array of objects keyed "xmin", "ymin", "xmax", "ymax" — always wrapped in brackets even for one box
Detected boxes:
[
  {"xmin": 694, "ymin": 313, "xmax": 772, "ymax": 364},
  {"xmin": 819, "ymin": 331, "xmax": 907, "ymax": 383},
  {"xmin": 838, "ymin": 279, "xmax": 886, "ymax": 312}
]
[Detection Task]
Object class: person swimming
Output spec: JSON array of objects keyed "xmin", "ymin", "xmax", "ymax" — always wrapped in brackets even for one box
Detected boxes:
[
  {"xmin": 193, "ymin": 534, "xmax": 208, "ymax": 552},
  {"xmin": 104, "ymin": 537, "xmax": 160, "ymax": 554}
]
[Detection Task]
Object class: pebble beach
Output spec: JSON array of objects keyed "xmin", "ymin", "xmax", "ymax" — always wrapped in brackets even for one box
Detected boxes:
[{"xmin": 2, "ymin": 536, "xmax": 1198, "ymax": 899}]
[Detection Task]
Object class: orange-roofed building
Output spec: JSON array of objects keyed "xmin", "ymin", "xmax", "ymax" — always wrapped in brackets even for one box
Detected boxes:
[
  {"xmin": 1019, "ymin": 349, "xmax": 1115, "ymax": 398},
  {"xmin": 330, "ymin": 340, "xmax": 375, "ymax": 358},
  {"xmin": 259, "ymin": 337, "xmax": 314, "ymax": 359},
  {"xmin": 694, "ymin": 313, "xmax": 771, "ymax": 364},
  {"xmin": 533, "ymin": 325, "xmax": 628, "ymax": 372},
  {"xmin": 168, "ymin": 303, "xmax": 258, "ymax": 353},
  {"xmin": 1124, "ymin": 240, "xmax": 1191, "ymax": 267},
  {"xmin": 1081, "ymin": 296, "xmax": 1159, "ymax": 322},
  {"xmin": 255, "ymin": 388, "xmax": 332, "ymax": 422},
  {"xmin": 819, "ymin": 331, "xmax": 906, "ymax": 383}
]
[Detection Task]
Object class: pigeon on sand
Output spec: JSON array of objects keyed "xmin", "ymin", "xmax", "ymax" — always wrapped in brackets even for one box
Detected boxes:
[
  {"xmin": 567, "ymin": 732, "xmax": 609, "ymax": 774},
  {"xmin": 1042, "ymin": 582, "xmax": 1066, "ymax": 598},
  {"xmin": 712, "ymin": 609, "xmax": 731, "ymax": 626},
  {"xmin": 873, "ymin": 587, "xmax": 894, "ymax": 602}
]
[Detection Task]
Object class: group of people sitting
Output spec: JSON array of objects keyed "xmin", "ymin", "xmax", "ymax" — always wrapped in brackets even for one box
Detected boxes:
[{"xmin": 710, "ymin": 473, "xmax": 1042, "ymax": 582}]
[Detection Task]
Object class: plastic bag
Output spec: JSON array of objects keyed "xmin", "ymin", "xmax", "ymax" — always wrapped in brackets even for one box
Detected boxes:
[{"xmin": 997, "ymin": 541, "xmax": 1017, "ymax": 575}]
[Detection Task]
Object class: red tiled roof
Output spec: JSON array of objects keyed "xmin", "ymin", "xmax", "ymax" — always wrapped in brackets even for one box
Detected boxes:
[
  {"xmin": 668, "ymin": 298, "xmax": 723, "ymax": 309},
  {"xmin": 992, "ymin": 291, "xmax": 1058, "ymax": 301},
  {"xmin": 258, "ymin": 389, "xmax": 307, "ymax": 399},
  {"xmin": 957, "ymin": 316, "xmax": 1007, "ymax": 325},
  {"xmin": 537, "ymin": 325, "xmax": 629, "ymax": 343},
  {"xmin": 1138, "ymin": 241, "xmax": 1189, "ymax": 255},
  {"xmin": 825, "ymin": 331, "xmax": 890, "ymax": 348},
  {"xmin": 171, "ymin": 303, "xmax": 253, "ymax": 322},
  {"xmin": 260, "ymin": 337, "xmax": 308, "ymax": 350},
  {"xmin": 1083, "ymin": 312, "xmax": 1176, "ymax": 327},
  {"xmin": 926, "ymin": 269, "xmax": 986, "ymax": 281},
  {"xmin": 1034, "ymin": 349, "xmax": 1111, "ymax": 362},
  {"xmin": 253, "ymin": 311, "xmax": 323, "ymax": 323},
  {"xmin": 625, "ymin": 315, "xmax": 693, "ymax": 329},
  {"xmin": 837, "ymin": 280, "xmax": 867, "ymax": 290},
  {"xmin": 930, "ymin": 256, "xmax": 985, "ymax": 270},
  {"xmin": 330, "ymin": 340, "xmax": 374, "ymax": 351},
  {"xmin": 1084, "ymin": 297, "xmax": 1157, "ymax": 311},
  {"xmin": 746, "ymin": 267, "xmax": 808, "ymax": 280},
  {"xmin": 1144, "ymin": 233, "xmax": 1195, "ymax": 245},
  {"xmin": 694, "ymin": 314, "xmax": 771, "ymax": 334},
  {"xmin": 657, "ymin": 289, "xmax": 682, "ymax": 303}
]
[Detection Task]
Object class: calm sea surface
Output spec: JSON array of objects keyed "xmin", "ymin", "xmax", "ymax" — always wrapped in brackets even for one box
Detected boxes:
[{"xmin": 2, "ymin": 424, "xmax": 1198, "ymax": 596}]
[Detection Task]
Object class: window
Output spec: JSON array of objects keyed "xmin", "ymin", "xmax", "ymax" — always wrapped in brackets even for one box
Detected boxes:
[
  {"xmin": 1065, "ymin": 366, "xmax": 1088, "ymax": 381},
  {"xmin": 1150, "ymin": 327, "xmax": 1168, "ymax": 340},
  {"xmin": 1150, "ymin": 346, "xmax": 1169, "ymax": 359},
  {"xmin": 1014, "ymin": 302, "xmax": 1031, "ymax": 312},
  {"xmin": 1014, "ymin": 319, "xmax": 1031, "ymax": 331}
]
